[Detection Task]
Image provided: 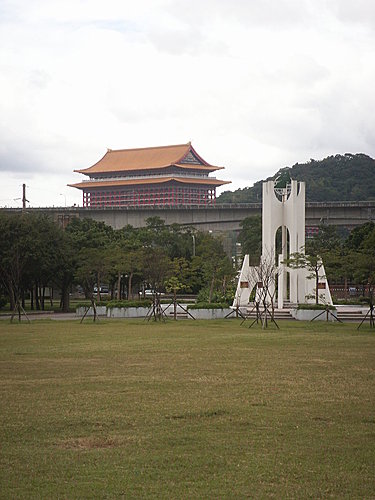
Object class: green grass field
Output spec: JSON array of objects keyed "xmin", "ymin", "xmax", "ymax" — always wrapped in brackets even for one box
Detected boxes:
[{"xmin": 0, "ymin": 319, "xmax": 374, "ymax": 498}]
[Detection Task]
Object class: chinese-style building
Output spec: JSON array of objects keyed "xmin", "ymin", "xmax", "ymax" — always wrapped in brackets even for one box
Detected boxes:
[{"xmin": 69, "ymin": 142, "xmax": 230, "ymax": 208}]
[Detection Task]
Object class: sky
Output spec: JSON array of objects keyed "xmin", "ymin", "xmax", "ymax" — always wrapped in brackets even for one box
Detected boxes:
[{"xmin": 1, "ymin": 0, "xmax": 374, "ymax": 208}]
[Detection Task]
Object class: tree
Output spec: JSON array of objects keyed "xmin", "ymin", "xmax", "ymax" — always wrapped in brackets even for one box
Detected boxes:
[
  {"xmin": 66, "ymin": 217, "xmax": 115, "ymax": 249},
  {"xmin": 24, "ymin": 214, "xmax": 67, "ymax": 311},
  {"xmin": 0, "ymin": 212, "xmax": 66, "ymax": 318},
  {"xmin": 164, "ymin": 276, "xmax": 183, "ymax": 320},
  {"xmin": 305, "ymin": 224, "xmax": 341, "ymax": 256},
  {"xmin": 105, "ymin": 244, "xmax": 142, "ymax": 300},
  {"xmin": 238, "ymin": 216, "xmax": 262, "ymax": 265},
  {"xmin": 0, "ymin": 213, "xmax": 32, "ymax": 318},
  {"xmin": 196, "ymin": 232, "xmax": 235, "ymax": 303},
  {"xmin": 142, "ymin": 248, "xmax": 171, "ymax": 293},
  {"xmin": 351, "ymin": 225, "xmax": 375, "ymax": 297},
  {"xmin": 286, "ymin": 225, "xmax": 342, "ymax": 305},
  {"xmin": 74, "ymin": 247, "xmax": 110, "ymax": 321},
  {"xmin": 140, "ymin": 217, "xmax": 195, "ymax": 259},
  {"xmin": 345, "ymin": 222, "xmax": 374, "ymax": 252},
  {"xmin": 246, "ymin": 250, "xmax": 278, "ymax": 329},
  {"xmin": 142, "ymin": 247, "xmax": 171, "ymax": 321},
  {"xmin": 169, "ymin": 258, "xmax": 191, "ymax": 291},
  {"xmin": 286, "ymin": 251, "xmax": 325, "ymax": 305},
  {"xmin": 217, "ymin": 153, "xmax": 375, "ymax": 204},
  {"xmin": 323, "ymin": 248, "xmax": 356, "ymax": 300},
  {"xmin": 163, "ymin": 257, "xmax": 192, "ymax": 319},
  {"xmin": 53, "ymin": 231, "xmax": 76, "ymax": 312},
  {"xmin": 115, "ymin": 226, "xmax": 145, "ymax": 299},
  {"xmin": 66, "ymin": 217, "xmax": 115, "ymax": 301}
]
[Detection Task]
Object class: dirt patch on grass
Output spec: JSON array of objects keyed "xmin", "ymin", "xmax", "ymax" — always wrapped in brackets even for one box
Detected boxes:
[
  {"xmin": 166, "ymin": 409, "xmax": 227, "ymax": 420},
  {"xmin": 58, "ymin": 436, "xmax": 122, "ymax": 450}
]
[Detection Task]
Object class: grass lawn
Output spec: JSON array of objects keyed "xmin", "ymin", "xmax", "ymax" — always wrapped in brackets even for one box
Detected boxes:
[{"xmin": 0, "ymin": 319, "xmax": 374, "ymax": 498}]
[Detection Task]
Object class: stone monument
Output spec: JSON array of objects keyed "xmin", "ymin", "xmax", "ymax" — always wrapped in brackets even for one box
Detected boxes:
[{"xmin": 234, "ymin": 179, "xmax": 332, "ymax": 309}]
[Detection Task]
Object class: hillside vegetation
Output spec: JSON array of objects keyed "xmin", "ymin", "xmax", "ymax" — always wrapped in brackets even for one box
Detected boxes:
[{"xmin": 218, "ymin": 153, "xmax": 375, "ymax": 203}]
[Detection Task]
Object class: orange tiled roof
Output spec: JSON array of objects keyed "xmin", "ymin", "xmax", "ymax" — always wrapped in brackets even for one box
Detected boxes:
[
  {"xmin": 68, "ymin": 177, "xmax": 231, "ymax": 190},
  {"xmin": 75, "ymin": 143, "xmax": 224, "ymax": 174},
  {"xmin": 174, "ymin": 164, "xmax": 224, "ymax": 171}
]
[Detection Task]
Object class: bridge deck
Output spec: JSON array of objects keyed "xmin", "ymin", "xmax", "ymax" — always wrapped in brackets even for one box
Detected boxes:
[{"xmin": 2, "ymin": 201, "xmax": 374, "ymax": 232}]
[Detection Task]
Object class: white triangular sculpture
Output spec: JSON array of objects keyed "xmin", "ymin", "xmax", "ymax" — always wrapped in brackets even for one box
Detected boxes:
[{"xmin": 233, "ymin": 180, "xmax": 332, "ymax": 309}]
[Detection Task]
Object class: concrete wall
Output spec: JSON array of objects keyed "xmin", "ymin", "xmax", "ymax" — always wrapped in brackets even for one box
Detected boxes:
[
  {"xmin": 290, "ymin": 308, "xmax": 338, "ymax": 322},
  {"xmin": 107, "ymin": 307, "xmax": 149, "ymax": 318},
  {"xmin": 189, "ymin": 308, "xmax": 232, "ymax": 319},
  {"xmin": 76, "ymin": 305, "xmax": 233, "ymax": 319},
  {"xmin": 76, "ymin": 306, "xmax": 107, "ymax": 317}
]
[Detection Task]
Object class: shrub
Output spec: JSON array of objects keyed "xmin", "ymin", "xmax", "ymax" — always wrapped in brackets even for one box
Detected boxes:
[
  {"xmin": 359, "ymin": 296, "xmax": 371, "ymax": 305},
  {"xmin": 188, "ymin": 302, "xmax": 229, "ymax": 310},
  {"xmin": 297, "ymin": 303, "xmax": 336, "ymax": 310},
  {"xmin": 196, "ymin": 288, "xmax": 234, "ymax": 306},
  {"xmin": 106, "ymin": 299, "xmax": 152, "ymax": 309},
  {"xmin": 74, "ymin": 301, "xmax": 109, "ymax": 308},
  {"xmin": 334, "ymin": 298, "xmax": 365, "ymax": 305},
  {"xmin": 160, "ymin": 298, "xmax": 193, "ymax": 304}
]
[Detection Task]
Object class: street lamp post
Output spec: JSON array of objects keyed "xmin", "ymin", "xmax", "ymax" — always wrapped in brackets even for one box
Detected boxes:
[{"xmin": 59, "ymin": 194, "xmax": 67, "ymax": 207}]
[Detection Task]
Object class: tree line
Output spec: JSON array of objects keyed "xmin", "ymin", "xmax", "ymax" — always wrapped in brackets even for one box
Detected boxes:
[
  {"xmin": 2, "ymin": 211, "xmax": 374, "ymax": 316},
  {"xmin": 238, "ymin": 216, "xmax": 375, "ymax": 302},
  {"xmin": 0, "ymin": 213, "xmax": 236, "ymax": 314},
  {"xmin": 218, "ymin": 153, "xmax": 375, "ymax": 203}
]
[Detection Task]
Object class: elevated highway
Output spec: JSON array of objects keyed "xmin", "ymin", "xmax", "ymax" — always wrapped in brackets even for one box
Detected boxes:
[{"xmin": 2, "ymin": 201, "xmax": 374, "ymax": 232}]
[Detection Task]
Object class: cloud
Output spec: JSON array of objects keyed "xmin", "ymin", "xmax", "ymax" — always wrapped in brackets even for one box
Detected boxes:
[
  {"xmin": 146, "ymin": 27, "xmax": 227, "ymax": 56},
  {"xmin": 0, "ymin": 0, "xmax": 375, "ymax": 207},
  {"xmin": 165, "ymin": 0, "xmax": 317, "ymax": 30},
  {"xmin": 334, "ymin": 0, "xmax": 375, "ymax": 30}
]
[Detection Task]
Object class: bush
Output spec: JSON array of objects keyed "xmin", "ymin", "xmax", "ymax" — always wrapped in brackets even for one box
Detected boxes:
[
  {"xmin": 74, "ymin": 300, "xmax": 109, "ymax": 309},
  {"xmin": 334, "ymin": 298, "xmax": 365, "ymax": 305},
  {"xmin": 188, "ymin": 302, "xmax": 229, "ymax": 310},
  {"xmin": 196, "ymin": 288, "xmax": 234, "ymax": 306},
  {"xmin": 159, "ymin": 298, "xmax": 193, "ymax": 304},
  {"xmin": 297, "ymin": 303, "xmax": 336, "ymax": 310},
  {"xmin": 359, "ymin": 296, "xmax": 371, "ymax": 305},
  {"xmin": 106, "ymin": 299, "xmax": 152, "ymax": 309}
]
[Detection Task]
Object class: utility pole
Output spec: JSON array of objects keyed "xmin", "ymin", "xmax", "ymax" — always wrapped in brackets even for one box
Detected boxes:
[{"xmin": 22, "ymin": 184, "xmax": 29, "ymax": 209}]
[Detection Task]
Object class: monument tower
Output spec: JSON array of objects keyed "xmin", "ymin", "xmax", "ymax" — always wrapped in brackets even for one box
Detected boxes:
[{"xmin": 235, "ymin": 179, "xmax": 332, "ymax": 309}]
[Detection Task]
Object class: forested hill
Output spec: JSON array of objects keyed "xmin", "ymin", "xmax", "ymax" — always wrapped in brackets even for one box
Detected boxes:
[{"xmin": 217, "ymin": 153, "xmax": 375, "ymax": 203}]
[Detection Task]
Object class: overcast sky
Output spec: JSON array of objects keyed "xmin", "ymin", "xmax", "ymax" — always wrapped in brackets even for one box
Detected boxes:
[{"xmin": 1, "ymin": 0, "xmax": 374, "ymax": 207}]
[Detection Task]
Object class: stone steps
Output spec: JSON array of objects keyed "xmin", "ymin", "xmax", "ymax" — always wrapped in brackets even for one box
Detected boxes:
[
  {"xmin": 245, "ymin": 308, "xmax": 294, "ymax": 320},
  {"xmin": 242, "ymin": 306, "xmax": 374, "ymax": 323},
  {"xmin": 167, "ymin": 312, "xmax": 189, "ymax": 319},
  {"xmin": 336, "ymin": 310, "xmax": 373, "ymax": 322}
]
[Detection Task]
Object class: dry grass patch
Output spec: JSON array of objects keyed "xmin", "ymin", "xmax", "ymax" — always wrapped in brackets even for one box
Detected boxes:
[{"xmin": 58, "ymin": 436, "xmax": 123, "ymax": 450}]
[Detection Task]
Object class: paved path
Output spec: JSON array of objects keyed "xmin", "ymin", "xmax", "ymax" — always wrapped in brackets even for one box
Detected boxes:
[{"xmin": 0, "ymin": 312, "xmax": 79, "ymax": 321}]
